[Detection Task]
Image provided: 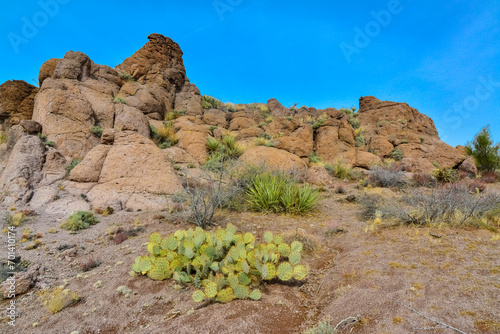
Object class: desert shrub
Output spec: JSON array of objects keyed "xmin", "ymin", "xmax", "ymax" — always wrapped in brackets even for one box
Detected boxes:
[
  {"xmin": 185, "ymin": 164, "xmax": 240, "ymax": 227},
  {"xmin": 368, "ymin": 166, "xmax": 405, "ymax": 188},
  {"xmin": 254, "ymin": 137, "xmax": 268, "ymax": 146},
  {"xmin": 465, "ymin": 126, "xmax": 500, "ymax": 172},
  {"xmin": 119, "ymin": 72, "xmax": 135, "ymax": 82},
  {"xmin": 65, "ymin": 159, "xmax": 82, "ymax": 172},
  {"xmin": 432, "ymin": 168, "xmax": 458, "ymax": 183},
  {"xmin": 45, "ymin": 141, "xmax": 56, "ymax": 147},
  {"xmin": 37, "ymin": 286, "xmax": 80, "ymax": 314},
  {"xmin": 309, "ymin": 151, "xmax": 321, "ymax": 164},
  {"xmin": 132, "ymin": 225, "xmax": 308, "ymax": 304},
  {"xmin": 246, "ymin": 172, "xmax": 319, "ymax": 214},
  {"xmin": 203, "ymin": 135, "xmax": 244, "ymax": 172},
  {"xmin": 0, "ymin": 132, "xmax": 7, "ymax": 144},
  {"xmin": 303, "ymin": 319, "xmax": 336, "ymax": 334},
  {"xmin": 385, "ymin": 184, "xmax": 500, "ymax": 227},
  {"xmin": 324, "ymin": 160, "xmax": 360, "ymax": 180},
  {"xmin": 60, "ymin": 211, "xmax": 99, "ymax": 231},
  {"xmin": 312, "ymin": 117, "xmax": 327, "ymax": 129},
  {"xmin": 358, "ymin": 193, "xmax": 383, "ymax": 220},
  {"xmin": 349, "ymin": 116, "xmax": 361, "ymax": 130},
  {"xmin": 412, "ymin": 172, "xmax": 436, "ymax": 187},
  {"xmin": 355, "ymin": 133, "xmax": 365, "ymax": 147},
  {"xmin": 202, "ymin": 95, "xmax": 223, "ymax": 109},
  {"xmin": 390, "ymin": 148, "xmax": 404, "ymax": 161},
  {"xmin": 112, "ymin": 95, "xmax": 127, "ymax": 104},
  {"xmin": 90, "ymin": 126, "xmax": 103, "ymax": 138},
  {"xmin": 79, "ymin": 255, "xmax": 102, "ymax": 272},
  {"xmin": 164, "ymin": 109, "xmax": 185, "ymax": 121},
  {"xmin": 206, "ymin": 136, "xmax": 220, "ymax": 152},
  {"xmin": 151, "ymin": 124, "xmax": 178, "ymax": 148},
  {"xmin": 6, "ymin": 212, "xmax": 28, "ymax": 226}
]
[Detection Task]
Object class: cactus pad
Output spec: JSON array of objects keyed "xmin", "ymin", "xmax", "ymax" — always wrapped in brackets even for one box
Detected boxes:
[
  {"xmin": 291, "ymin": 240, "xmax": 303, "ymax": 253},
  {"xmin": 289, "ymin": 251, "xmax": 301, "ymax": 266},
  {"xmin": 238, "ymin": 272, "xmax": 251, "ymax": 286},
  {"xmin": 192, "ymin": 290, "xmax": 205, "ymax": 303},
  {"xmin": 244, "ymin": 232, "xmax": 255, "ymax": 244},
  {"xmin": 166, "ymin": 235, "xmax": 178, "ymax": 250},
  {"xmin": 234, "ymin": 285, "xmax": 249, "ymax": 299},
  {"xmin": 278, "ymin": 243, "xmax": 291, "ymax": 257},
  {"xmin": 216, "ymin": 287, "xmax": 235, "ymax": 303},
  {"xmin": 139, "ymin": 256, "xmax": 152, "ymax": 273},
  {"xmin": 264, "ymin": 263, "xmax": 276, "ymax": 280},
  {"xmin": 264, "ymin": 231, "xmax": 273, "ymax": 244},
  {"xmin": 204, "ymin": 282, "xmax": 218, "ymax": 298},
  {"xmin": 249, "ymin": 289, "xmax": 262, "ymax": 300},
  {"xmin": 293, "ymin": 265, "xmax": 307, "ymax": 280},
  {"xmin": 277, "ymin": 262, "xmax": 293, "ymax": 281},
  {"xmin": 149, "ymin": 232, "xmax": 162, "ymax": 245},
  {"xmin": 273, "ymin": 235, "xmax": 283, "ymax": 244}
]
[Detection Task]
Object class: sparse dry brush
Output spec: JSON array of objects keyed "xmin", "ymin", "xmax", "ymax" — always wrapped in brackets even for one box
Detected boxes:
[{"xmin": 360, "ymin": 183, "xmax": 500, "ymax": 230}]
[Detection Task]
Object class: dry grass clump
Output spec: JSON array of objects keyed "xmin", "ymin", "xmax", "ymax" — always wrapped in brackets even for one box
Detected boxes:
[
  {"xmin": 360, "ymin": 183, "xmax": 500, "ymax": 230},
  {"xmin": 368, "ymin": 166, "xmax": 405, "ymax": 188},
  {"xmin": 37, "ymin": 286, "xmax": 80, "ymax": 314},
  {"xmin": 151, "ymin": 123, "xmax": 179, "ymax": 149}
]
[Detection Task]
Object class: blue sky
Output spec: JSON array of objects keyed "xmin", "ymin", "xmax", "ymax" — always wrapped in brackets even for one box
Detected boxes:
[{"xmin": 1, "ymin": 0, "xmax": 499, "ymax": 146}]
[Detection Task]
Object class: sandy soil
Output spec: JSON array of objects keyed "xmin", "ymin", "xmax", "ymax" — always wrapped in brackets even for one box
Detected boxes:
[{"xmin": 1, "ymin": 183, "xmax": 499, "ymax": 334}]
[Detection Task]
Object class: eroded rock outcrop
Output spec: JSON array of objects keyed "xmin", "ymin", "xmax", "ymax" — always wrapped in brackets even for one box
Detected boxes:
[
  {"xmin": 358, "ymin": 96, "xmax": 464, "ymax": 171},
  {"xmin": 0, "ymin": 80, "xmax": 38, "ymax": 128},
  {"xmin": 69, "ymin": 131, "xmax": 184, "ymax": 211}
]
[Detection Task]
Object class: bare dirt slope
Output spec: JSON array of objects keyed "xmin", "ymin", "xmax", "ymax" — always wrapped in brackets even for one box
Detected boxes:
[{"xmin": 1, "ymin": 185, "xmax": 499, "ymax": 334}]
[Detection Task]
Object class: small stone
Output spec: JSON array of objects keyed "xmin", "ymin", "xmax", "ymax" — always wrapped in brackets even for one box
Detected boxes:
[{"xmin": 115, "ymin": 261, "xmax": 123, "ymax": 266}]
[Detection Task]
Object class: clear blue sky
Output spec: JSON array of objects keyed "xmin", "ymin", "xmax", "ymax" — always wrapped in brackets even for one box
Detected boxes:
[{"xmin": 1, "ymin": 0, "xmax": 499, "ymax": 147}]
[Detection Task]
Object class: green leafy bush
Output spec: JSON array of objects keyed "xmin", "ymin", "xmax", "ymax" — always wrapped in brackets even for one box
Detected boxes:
[
  {"xmin": 131, "ymin": 225, "xmax": 308, "ymax": 304},
  {"xmin": 246, "ymin": 172, "xmax": 319, "ymax": 214},
  {"xmin": 390, "ymin": 148, "xmax": 404, "ymax": 161},
  {"xmin": 90, "ymin": 126, "xmax": 103, "ymax": 138},
  {"xmin": 202, "ymin": 95, "xmax": 223, "ymax": 109},
  {"xmin": 112, "ymin": 95, "xmax": 127, "ymax": 104},
  {"xmin": 65, "ymin": 159, "xmax": 82, "ymax": 172},
  {"xmin": 309, "ymin": 151, "xmax": 321, "ymax": 164},
  {"xmin": 119, "ymin": 72, "xmax": 135, "ymax": 82},
  {"xmin": 151, "ymin": 124, "xmax": 178, "ymax": 148},
  {"xmin": 203, "ymin": 135, "xmax": 244, "ymax": 172},
  {"xmin": 432, "ymin": 168, "xmax": 458, "ymax": 183},
  {"xmin": 324, "ymin": 160, "xmax": 360, "ymax": 180},
  {"xmin": 465, "ymin": 126, "xmax": 500, "ymax": 172},
  {"xmin": 0, "ymin": 132, "xmax": 7, "ymax": 144},
  {"xmin": 60, "ymin": 211, "xmax": 99, "ymax": 231}
]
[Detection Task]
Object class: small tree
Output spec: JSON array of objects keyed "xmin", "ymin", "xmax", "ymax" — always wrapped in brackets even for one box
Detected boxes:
[{"xmin": 465, "ymin": 126, "xmax": 500, "ymax": 172}]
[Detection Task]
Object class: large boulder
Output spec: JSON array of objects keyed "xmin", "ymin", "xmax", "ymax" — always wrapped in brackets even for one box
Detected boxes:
[
  {"xmin": 116, "ymin": 33, "xmax": 202, "ymax": 116},
  {"xmin": 33, "ymin": 51, "xmax": 121, "ymax": 158},
  {"xmin": 239, "ymin": 146, "xmax": 307, "ymax": 172},
  {"xmin": 70, "ymin": 131, "xmax": 184, "ymax": 211},
  {"xmin": 315, "ymin": 114, "xmax": 357, "ymax": 165},
  {"xmin": 0, "ymin": 80, "xmax": 38, "ymax": 128},
  {"xmin": 0, "ymin": 128, "xmax": 46, "ymax": 206}
]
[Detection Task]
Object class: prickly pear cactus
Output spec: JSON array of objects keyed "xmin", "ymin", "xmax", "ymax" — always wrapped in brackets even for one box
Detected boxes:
[{"xmin": 132, "ymin": 224, "xmax": 308, "ymax": 304}]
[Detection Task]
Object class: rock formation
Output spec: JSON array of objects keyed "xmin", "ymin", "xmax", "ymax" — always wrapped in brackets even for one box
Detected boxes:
[{"xmin": 0, "ymin": 33, "xmax": 468, "ymax": 212}]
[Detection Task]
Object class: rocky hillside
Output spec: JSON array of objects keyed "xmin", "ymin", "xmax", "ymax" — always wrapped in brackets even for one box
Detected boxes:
[{"xmin": 0, "ymin": 33, "xmax": 466, "ymax": 212}]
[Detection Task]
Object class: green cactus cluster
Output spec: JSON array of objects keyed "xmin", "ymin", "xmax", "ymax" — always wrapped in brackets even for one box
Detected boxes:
[{"xmin": 131, "ymin": 224, "xmax": 308, "ymax": 304}]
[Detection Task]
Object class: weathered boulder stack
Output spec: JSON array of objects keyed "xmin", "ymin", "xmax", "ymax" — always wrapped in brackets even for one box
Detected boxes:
[{"xmin": 0, "ymin": 33, "xmax": 467, "ymax": 212}]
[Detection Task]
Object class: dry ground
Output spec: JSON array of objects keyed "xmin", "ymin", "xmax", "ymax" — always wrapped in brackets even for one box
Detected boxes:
[{"xmin": 1, "ymin": 183, "xmax": 499, "ymax": 334}]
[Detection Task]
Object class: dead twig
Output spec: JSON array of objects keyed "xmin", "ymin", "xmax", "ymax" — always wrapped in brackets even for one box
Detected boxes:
[
  {"xmin": 333, "ymin": 315, "xmax": 360, "ymax": 331},
  {"xmin": 400, "ymin": 303, "xmax": 469, "ymax": 334}
]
